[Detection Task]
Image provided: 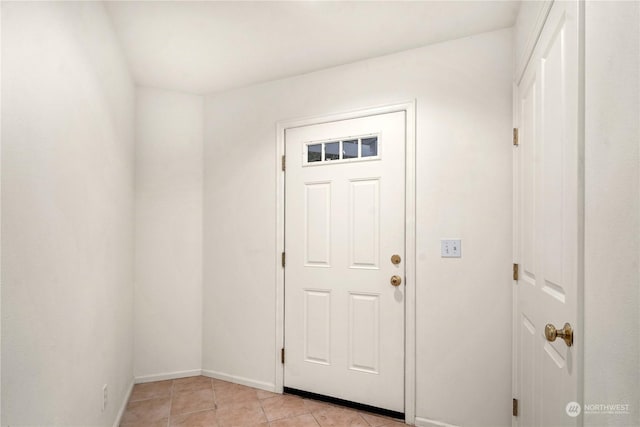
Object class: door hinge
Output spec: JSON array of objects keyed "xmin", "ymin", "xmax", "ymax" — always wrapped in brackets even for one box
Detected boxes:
[
  {"xmin": 513, "ymin": 263, "xmax": 519, "ymax": 281},
  {"xmin": 281, "ymin": 252, "xmax": 286, "ymax": 268},
  {"xmin": 281, "ymin": 348, "xmax": 285, "ymax": 364},
  {"xmin": 513, "ymin": 398, "xmax": 518, "ymax": 416},
  {"xmin": 513, "ymin": 128, "xmax": 519, "ymax": 146},
  {"xmin": 281, "ymin": 155, "xmax": 286, "ymax": 171}
]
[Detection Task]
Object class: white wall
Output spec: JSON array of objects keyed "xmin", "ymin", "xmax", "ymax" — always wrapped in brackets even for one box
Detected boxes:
[
  {"xmin": 0, "ymin": 4, "xmax": 3, "ymax": 423},
  {"xmin": 1, "ymin": 2, "xmax": 135, "ymax": 426},
  {"xmin": 134, "ymin": 87, "xmax": 203, "ymax": 381},
  {"xmin": 0, "ymin": 4, "xmax": 3, "ymax": 422},
  {"xmin": 584, "ymin": 2, "xmax": 640, "ymax": 426},
  {"xmin": 203, "ymin": 29, "xmax": 513, "ymax": 427}
]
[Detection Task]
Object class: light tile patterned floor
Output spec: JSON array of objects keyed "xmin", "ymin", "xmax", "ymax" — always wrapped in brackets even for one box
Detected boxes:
[{"xmin": 120, "ymin": 376, "xmax": 407, "ymax": 427}]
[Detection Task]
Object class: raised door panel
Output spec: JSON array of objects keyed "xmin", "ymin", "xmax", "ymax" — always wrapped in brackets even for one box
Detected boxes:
[
  {"xmin": 305, "ymin": 182, "xmax": 332, "ymax": 267},
  {"xmin": 348, "ymin": 292, "xmax": 380, "ymax": 374},
  {"xmin": 304, "ymin": 290, "xmax": 332, "ymax": 365},
  {"xmin": 349, "ymin": 179, "xmax": 380, "ymax": 269}
]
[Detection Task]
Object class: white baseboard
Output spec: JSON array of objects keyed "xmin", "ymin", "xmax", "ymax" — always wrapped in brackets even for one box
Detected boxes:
[
  {"xmin": 201, "ymin": 369, "xmax": 276, "ymax": 393},
  {"xmin": 113, "ymin": 379, "xmax": 134, "ymax": 427},
  {"xmin": 414, "ymin": 417, "xmax": 459, "ymax": 427},
  {"xmin": 134, "ymin": 369, "xmax": 202, "ymax": 384}
]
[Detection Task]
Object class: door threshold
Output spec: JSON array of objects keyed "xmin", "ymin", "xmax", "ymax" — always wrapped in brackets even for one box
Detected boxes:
[{"xmin": 283, "ymin": 387, "xmax": 405, "ymax": 420}]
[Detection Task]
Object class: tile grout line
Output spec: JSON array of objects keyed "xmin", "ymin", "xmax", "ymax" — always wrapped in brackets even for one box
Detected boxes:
[
  {"xmin": 309, "ymin": 406, "xmax": 323, "ymax": 427},
  {"xmin": 166, "ymin": 379, "xmax": 174, "ymax": 427},
  {"xmin": 170, "ymin": 379, "xmax": 218, "ymax": 423},
  {"xmin": 257, "ymin": 391, "xmax": 269, "ymax": 425},
  {"xmin": 211, "ymin": 378, "xmax": 223, "ymax": 427}
]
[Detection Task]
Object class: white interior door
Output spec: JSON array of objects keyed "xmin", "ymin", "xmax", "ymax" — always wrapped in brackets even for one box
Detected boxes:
[
  {"xmin": 514, "ymin": 1, "xmax": 582, "ymax": 426},
  {"xmin": 284, "ymin": 111, "xmax": 405, "ymax": 413}
]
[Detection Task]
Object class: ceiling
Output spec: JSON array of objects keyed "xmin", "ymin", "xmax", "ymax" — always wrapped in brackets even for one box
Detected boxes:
[{"xmin": 105, "ymin": 1, "xmax": 520, "ymax": 95}]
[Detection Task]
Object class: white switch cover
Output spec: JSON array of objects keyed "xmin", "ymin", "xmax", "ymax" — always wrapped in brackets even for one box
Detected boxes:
[{"xmin": 441, "ymin": 239, "xmax": 462, "ymax": 258}]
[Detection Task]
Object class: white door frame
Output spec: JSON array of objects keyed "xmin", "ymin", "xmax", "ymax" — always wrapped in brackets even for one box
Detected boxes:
[{"xmin": 275, "ymin": 101, "xmax": 417, "ymax": 424}]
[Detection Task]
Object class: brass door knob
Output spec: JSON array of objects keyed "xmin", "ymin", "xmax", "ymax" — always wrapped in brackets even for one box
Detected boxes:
[
  {"xmin": 391, "ymin": 254, "xmax": 401, "ymax": 265},
  {"xmin": 390, "ymin": 275, "xmax": 402, "ymax": 287},
  {"xmin": 545, "ymin": 323, "xmax": 573, "ymax": 347}
]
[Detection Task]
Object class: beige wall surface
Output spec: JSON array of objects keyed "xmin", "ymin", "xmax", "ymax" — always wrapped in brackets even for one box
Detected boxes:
[
  {"xmin": 584, "ymin": 2, "xmax": 640, "ymax": 426},
  {"xmin": 1, "ymin": 2, "xmax": 135, "ymax": 425},
  {"xmin": 203, "ymin": 28, "xmax": 514, "ymax": 427},
  {"xmin": 134, "ymin": 87, "xmax": 204, "ymax": 382}
]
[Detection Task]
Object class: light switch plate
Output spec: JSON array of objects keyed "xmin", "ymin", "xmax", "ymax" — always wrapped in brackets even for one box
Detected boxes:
[{"xmin": 441, "ymin": 239, "xmax": 462, "ymax": 258}]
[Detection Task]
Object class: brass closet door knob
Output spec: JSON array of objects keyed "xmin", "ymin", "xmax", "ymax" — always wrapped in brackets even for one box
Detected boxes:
[
  {"xmin": 390, "ymin": 275, "xmax": 402, "ymax": 287},
  {"xmin": 545, "ymin": 323, "xmax": 573, "ymax": 347}
]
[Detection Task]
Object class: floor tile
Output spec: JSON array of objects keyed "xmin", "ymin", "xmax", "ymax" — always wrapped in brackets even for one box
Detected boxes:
[
  {"xmin": 260, "ymin": 395, "xmax": 308, "ymax": 421},
  {"xmin": 121, "ymin": 397, "xmax": 171, "ymax": 425},
  {"xmin": 211, "ymin": 378, "xmax": 235, "ymax": 388},
  {"xmin": 312, "ymin": 406, "xmax": 369, "ymax": 427},
  {"xmin": 256, "ymin": 389, "xmax": 279, "ymax": 400},
  {"xmin": 121, "ymin": 377, "xmax": 409, "ymax": 427},
  {"xmin": 174, "ymin": 376, "xmax": 214, "ymax": 393},
  {"xmin": 215, "ymin": 400, "xmax": 267, "ymax": 426},
  {"xmin": 171, "ymin": 388, "xmax": 215, "ymax": 416},
  {"xmin": 270, "ymin": 413, "xmax": 320, "ymax": 427},
  {"xmin": 170, "ymin": 409, "xmax": 219, "ymax": 426},
  {"xmin": 129, "ymin": 380, "xmax": 173, "ymax": 402},
  {"xmin": 121, "ymin": 418, "xmax": 168, "ymax": 427},
  {"xmin": 302, "ymin": 399, "xmax": 333, "ymax": 413},
  {"xmin": 212, "ymin": 379, "xmax": 238, "ymax": 391},
  {"xmin": 215, "ymin": 384, "xmax": 259, "ymax": 407},
  {"xmin": 359, "ymin": 412, "xmax": 404, "ymax": 427}
]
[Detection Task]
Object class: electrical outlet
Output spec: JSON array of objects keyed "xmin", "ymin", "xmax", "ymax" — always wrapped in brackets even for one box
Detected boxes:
[{"xmin": 102, "ymin": 384, "xmax": 108, "ymax": 412}]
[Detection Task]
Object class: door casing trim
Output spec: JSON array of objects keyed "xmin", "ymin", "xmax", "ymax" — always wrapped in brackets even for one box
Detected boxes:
[{"xmin": 275, "ymin": 100, "xmax": 417, "ymax": 424}]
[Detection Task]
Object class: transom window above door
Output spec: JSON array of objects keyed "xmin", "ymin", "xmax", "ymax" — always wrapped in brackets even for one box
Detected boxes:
[{"xmin": 304, "ymin": 135, "xmax": 379, "ymax": 165}]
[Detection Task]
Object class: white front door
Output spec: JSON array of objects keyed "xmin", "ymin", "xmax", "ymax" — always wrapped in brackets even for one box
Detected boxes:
[
  {"xmin": 284, "ymin": 111, "xmax": 405, "ymax": 413},
  {"xmin": 514, "ymin": 1, "xmax": 582, "ymax": 426}
]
